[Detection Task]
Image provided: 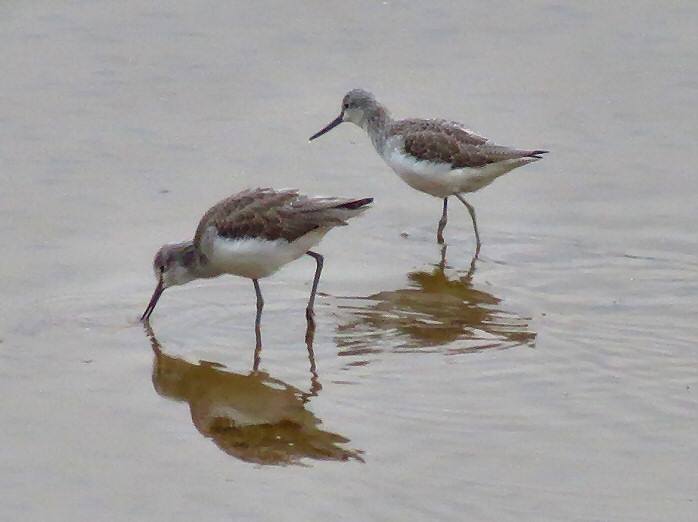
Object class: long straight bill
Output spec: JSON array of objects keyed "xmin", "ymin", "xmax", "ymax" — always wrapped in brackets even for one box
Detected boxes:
[
  {"xmin": 141, "ymin": 278, "xmax": 164, "ymax": 322},
  {"xmin": 309, "ymin": 113, "xmax": 344, "ymax": 141}
]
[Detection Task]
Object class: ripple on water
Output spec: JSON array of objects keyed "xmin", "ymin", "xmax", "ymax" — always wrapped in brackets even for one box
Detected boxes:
[
  {"xmin": 144, "ymin": 328, "xmax": 364, "ymax": 466},
  {"xmin": 332, "ymin": 258, "xmax": 537, "ymax": 365}
]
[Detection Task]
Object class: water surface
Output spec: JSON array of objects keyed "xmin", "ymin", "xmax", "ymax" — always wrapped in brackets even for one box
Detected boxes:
[{"xmin": 1, "ymin": 2, "xmax": 697, "ymax": 521}]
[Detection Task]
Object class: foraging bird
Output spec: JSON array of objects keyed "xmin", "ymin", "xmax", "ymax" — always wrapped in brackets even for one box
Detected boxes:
[
  {"xmin": 309, "ymin": 89, "xmax": 547, "ymax": 254},
  {"xmin": 141, "ymin": 188, "xmax": 372, "ymax": 333}
]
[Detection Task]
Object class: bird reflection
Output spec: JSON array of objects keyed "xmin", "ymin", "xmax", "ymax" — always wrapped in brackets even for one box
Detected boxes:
[
  {"xmin": 335, "ymin": 249, "xmax": 535, "ymax": 356},
  {"xmin": 145, "ymin": 325, "xmax": 364, "ymax": 465}
]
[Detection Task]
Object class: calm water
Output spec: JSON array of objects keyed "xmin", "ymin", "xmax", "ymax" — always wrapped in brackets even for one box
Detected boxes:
[{"xmin": 2, "ymin": 2, "xmax": 697, "ymax": 521}]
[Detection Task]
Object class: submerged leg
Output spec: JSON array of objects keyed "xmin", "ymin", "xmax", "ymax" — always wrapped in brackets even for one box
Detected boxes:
[
  {"xmin": 305, "ymin": 251, "xmax": 324, "ymax": 324},
  {"xmin": 252, "ymin": 279, "xmax": 264, "ymax": 354},
  {"xmin": 304, "ymin": 320, "xmax": 322, "ymax": 394},
  {"xmin": 438, "ymin": 243, "xmax": 448, "ymax": 270},
  {"xmin": 436, "ymin": 197, "xmax": 448, "ymax": 244},
  {"xmin": 252, "ymin": 343, "xmax": 261, "ymax": 372},
  {"xmin": 454, "ymin": 194, "xmax": 481, "ymax": 257}
]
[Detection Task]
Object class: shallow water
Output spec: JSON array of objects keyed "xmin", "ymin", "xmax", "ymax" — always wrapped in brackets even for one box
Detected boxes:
[{"xmin": 2, "ymin": 1, "xmax": 697, "ymax": 521}]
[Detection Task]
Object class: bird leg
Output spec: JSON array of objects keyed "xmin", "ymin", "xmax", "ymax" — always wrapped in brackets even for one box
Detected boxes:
[
  {"xmin": 305, "ymin": 251, "xmax": 325, "ymax": 390},
  {"xmin": 304, "ymin": 320, "xmax": 322, "ymax": 394},
  {"xmin": 252, "ymin": 279, "xmax": 264, "ymax": 356},
  {"xmin": 454, "ymin": 194, "xmax": 481, "ymax": 257},
  {"xmin": 436, "ymin": 197, "xmax": 448, "ymax": 244},
  {"xmin": 438, "ymin": 243, "xmax": 448, "ymax": 270},
  {"xmin": 305, "ymin": 251, "xmax": 324, "ymax": 324}
]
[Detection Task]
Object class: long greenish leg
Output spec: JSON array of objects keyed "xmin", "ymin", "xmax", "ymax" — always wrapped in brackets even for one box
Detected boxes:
[
  {"xmin": 253, "ymin": 279, "xmax": 264, "ymax": 355},
  {"xmin": 454, "ymin": 194, "xmax": 481, "ymax": 257},
  {"xmin": 437, "ymin": 197, "xmax": 448, "ymax": 244},
  {"xmin": 305, "ymin": 251, "xmax": 324, "ymax": 324}
]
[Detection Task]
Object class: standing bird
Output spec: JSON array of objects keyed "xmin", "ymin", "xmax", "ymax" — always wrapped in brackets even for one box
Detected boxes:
[
  {"xmin": 141, "ymin": 188, "xmax": 372, "ymax": 340},
  {"xmin": 309, "ymin": 89, "xmax": 547, "ymax": 255}
]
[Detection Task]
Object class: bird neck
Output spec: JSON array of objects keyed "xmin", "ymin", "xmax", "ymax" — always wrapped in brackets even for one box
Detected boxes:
[
  {"xmin": 173, "ymin": 242, "xmax": 221, "ymax": 283},
  {"xmin": 188, "ymin": 253, "xmax": 221, "ymax": 280},
  {"xmin": 362, "ymin": 104, "xmax": 391, "ymax": 152}
]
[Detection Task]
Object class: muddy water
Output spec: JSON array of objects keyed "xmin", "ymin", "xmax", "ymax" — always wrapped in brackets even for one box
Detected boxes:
[{"xmin": 2, "ymin": 2, "xmax": 697, "ymax": 521}]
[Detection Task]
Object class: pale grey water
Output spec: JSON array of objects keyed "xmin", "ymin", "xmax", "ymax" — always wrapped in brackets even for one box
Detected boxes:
[{"xmin": 1, "ymin": 2, "xmax": 697, "ymax": 521}]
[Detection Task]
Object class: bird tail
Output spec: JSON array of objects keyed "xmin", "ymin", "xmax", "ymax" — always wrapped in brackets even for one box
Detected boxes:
[
  {"xmin": 529, "ymin": 150, "xmax": 549, "ymax": 159},
  {"xmin": 304, "ymin": 196, "xmax": 373, "ymax": 227},
  {"xmin": 335, "ymin": 197, "xmax": 374, "ymax": 210}
]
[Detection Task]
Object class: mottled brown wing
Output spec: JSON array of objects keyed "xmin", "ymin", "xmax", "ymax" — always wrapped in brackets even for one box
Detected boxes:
[
  {"xmin": 390, "ymin": 119, "xmax": 490, "ymax": 146},
  {"xmin": 193, "ymin": 188, "xmax": 320, "ymax": 245},
  {"xmin": 402, "ymin": 130, "xmax": 491, "ymax": 168},
  {"xmin": 394, "ymin": 119, "xmax": 546, "ymax": 169},
  {"xmin": 388, "ymin": 118, "xmax": 495, "ymax": 168}
]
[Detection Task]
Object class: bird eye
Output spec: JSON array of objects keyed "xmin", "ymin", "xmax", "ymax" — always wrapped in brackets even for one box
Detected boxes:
[
  {"xmin": 159, "ymin": 265, "xmax": 165, "ymax": 273},
  {"xmin": 343, "ymin": 102, "xmax": 350, "ymax": 109}
]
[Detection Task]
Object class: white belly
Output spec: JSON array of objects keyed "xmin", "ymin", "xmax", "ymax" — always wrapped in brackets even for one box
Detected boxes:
[
  {"xmin": 203, "ymin": 228, "xmax": 329, "ymax": 280},
  {"xmin": 384, "ymin": 148, "xmax": 538, "ymax": 198}
]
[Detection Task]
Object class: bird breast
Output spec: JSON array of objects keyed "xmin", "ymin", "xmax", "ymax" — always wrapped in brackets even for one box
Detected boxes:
[{"xmin": 203, "ymin": 228, "xmax": 329, "ymax": 280}]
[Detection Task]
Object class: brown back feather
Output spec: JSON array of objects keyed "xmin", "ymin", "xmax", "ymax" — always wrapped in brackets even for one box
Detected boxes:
[
  {"xmin": 194, "ymin": 188, "xmax": 371, "ymax": 245},
  {"xmin": 391, "ymin": 119, "xmax": 545, "ymax": 168}
]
